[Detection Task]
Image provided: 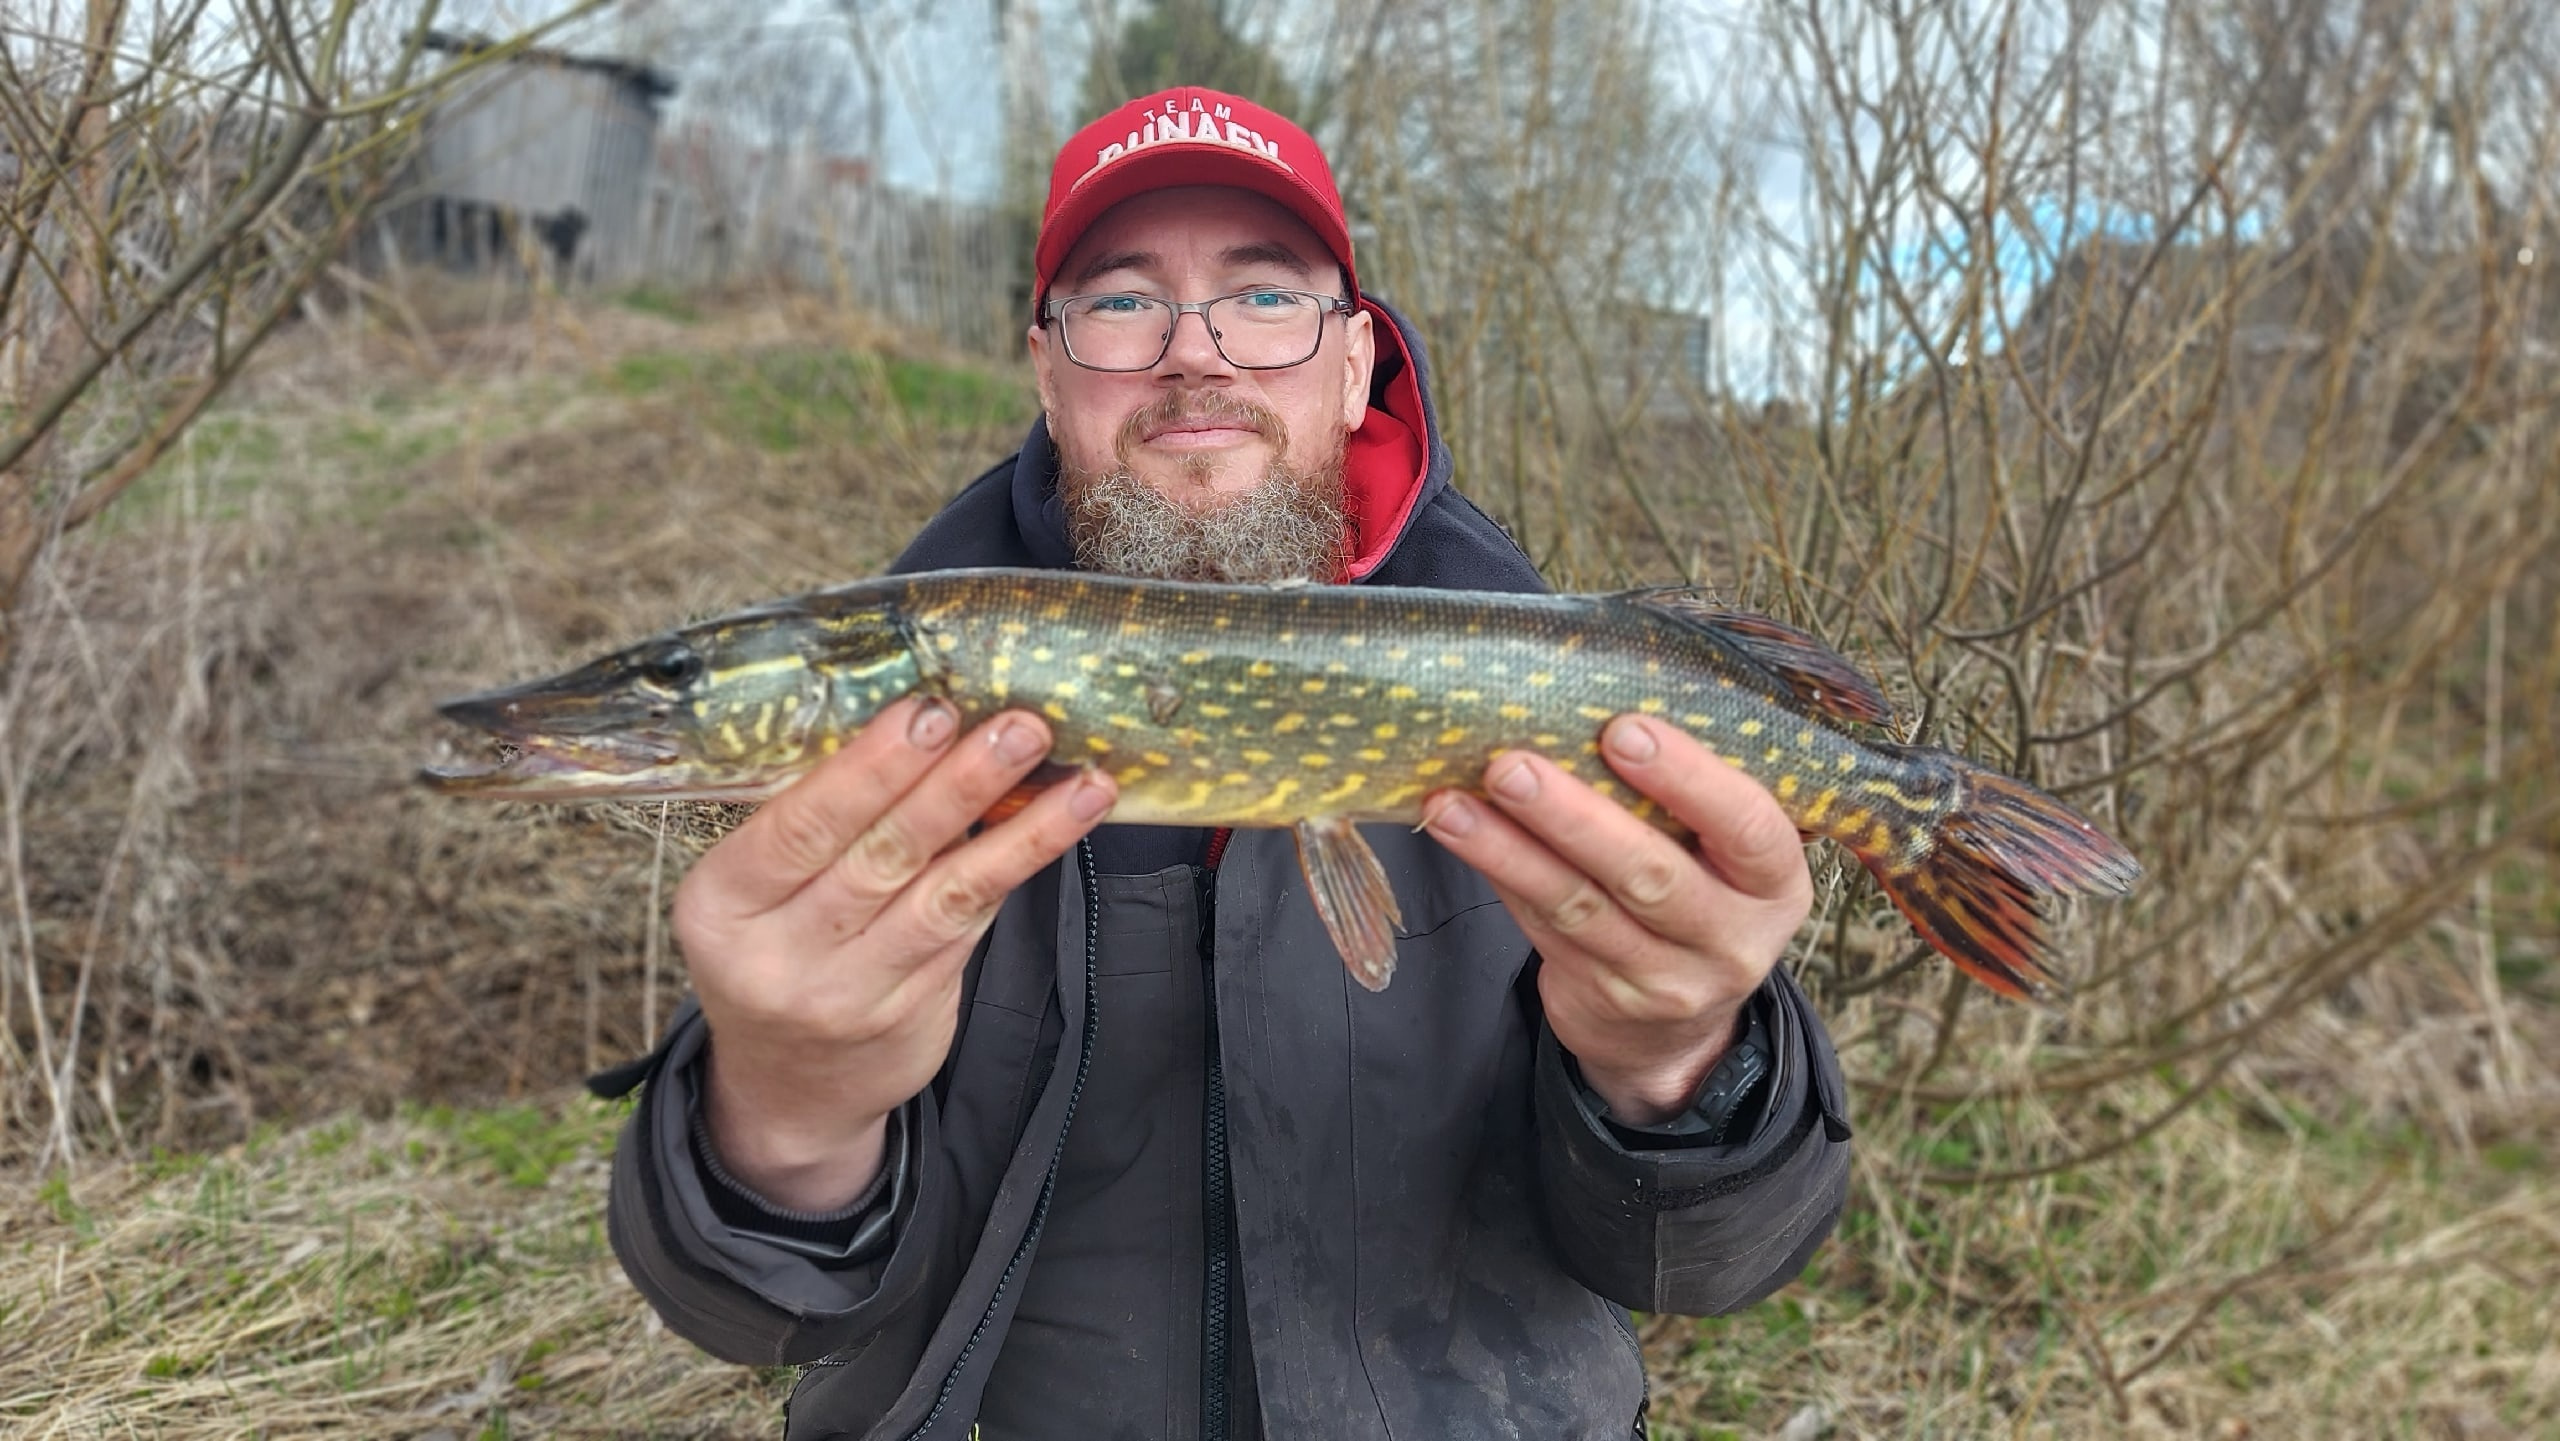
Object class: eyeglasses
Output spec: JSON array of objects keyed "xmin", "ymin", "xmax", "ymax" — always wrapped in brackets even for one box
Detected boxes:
[{"xmin": 1040, "ymin": 289, "xmax": 1358, "ymax": 372}]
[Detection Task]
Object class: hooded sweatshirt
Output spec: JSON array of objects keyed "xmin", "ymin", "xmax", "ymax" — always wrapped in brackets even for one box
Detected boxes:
[{"xmin": 601, "ymin": 300, "xmax": 1854, "ymax": 1441}]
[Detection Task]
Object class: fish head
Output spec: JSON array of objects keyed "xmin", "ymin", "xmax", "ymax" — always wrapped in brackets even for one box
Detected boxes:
[{"xmin": 422, "ymin": 596, "xmax": 917, "ymax": 801}]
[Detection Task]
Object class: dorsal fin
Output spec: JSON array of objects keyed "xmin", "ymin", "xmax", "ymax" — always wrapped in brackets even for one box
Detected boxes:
[{"xmin": 1626, "ymin": 589, "xmax": 1893, "ymax": 726}]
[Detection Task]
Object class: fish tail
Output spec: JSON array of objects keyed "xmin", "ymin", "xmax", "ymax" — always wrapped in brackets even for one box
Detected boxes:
[{"xmin": 1852, "ymin": 749, "xmax": 2143, "ymax": 1001}]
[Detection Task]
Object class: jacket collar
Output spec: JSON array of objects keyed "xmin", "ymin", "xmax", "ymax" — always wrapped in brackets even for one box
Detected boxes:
[{"xmin": 1010, "ymin": 296, "xmax": 1451, "ymax": 583}]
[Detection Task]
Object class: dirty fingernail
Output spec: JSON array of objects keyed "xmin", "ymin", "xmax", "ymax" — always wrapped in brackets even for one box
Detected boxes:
[
  {"xmin": 1606, "ymin": 718, "xmax": 1658, "ymax": 763},
  {"xmin": 1425, "ymin": 795, "xmax": 1479, "ymax": 837},
  {"xmin": 991, "ymin": 717, "xmax": 1046, "ymax": 764},
  {"xmin": 1069, "ymin": 775, "xmax": 1115, "ymax": 822},
  {"xmin": 1489, "ymin": 757, "xmax": 1539, "ymax": 802},
  {"xmin": 908, "ymin": 700, "xmax": 957, "ymax": 749}
]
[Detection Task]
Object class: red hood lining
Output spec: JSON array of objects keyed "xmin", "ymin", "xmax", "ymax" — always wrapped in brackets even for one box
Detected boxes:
[{"xmin": 1339, "ymin": 298, "xmax": 1429, "ymax": 581}]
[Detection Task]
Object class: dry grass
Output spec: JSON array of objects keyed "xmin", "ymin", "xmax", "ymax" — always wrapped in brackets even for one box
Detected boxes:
[
  {"xmin": 0, "ymin": 1099, "xmax": 789, "ymax": 1438},
  {"xmin": 0, "ymin": 285, "xmax": 2552, "ymax": 1436}
]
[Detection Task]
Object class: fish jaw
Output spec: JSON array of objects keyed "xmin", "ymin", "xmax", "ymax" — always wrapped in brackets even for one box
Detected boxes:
[{"xmin": 421, "ymin": 667, "xmax": 815, "ymax": 801}]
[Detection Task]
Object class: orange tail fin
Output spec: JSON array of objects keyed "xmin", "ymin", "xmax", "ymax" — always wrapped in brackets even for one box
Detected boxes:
[{"xmin": 1855, "ymin": 756, "xmax": 2142, "ymax": 1001}]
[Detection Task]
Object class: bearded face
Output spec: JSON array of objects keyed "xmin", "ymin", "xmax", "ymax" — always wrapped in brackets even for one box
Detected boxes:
[{"xmin": 1059, "ymin": 387, "xmax": 1349, "ymax": 584}]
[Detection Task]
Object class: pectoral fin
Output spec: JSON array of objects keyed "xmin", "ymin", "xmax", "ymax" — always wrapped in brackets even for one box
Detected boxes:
[{"xmin": 1293, "ymin": 816, "xmax": 1404, "ymax": 991}]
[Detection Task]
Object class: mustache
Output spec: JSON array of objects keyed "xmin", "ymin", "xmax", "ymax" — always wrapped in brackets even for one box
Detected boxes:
[{"xmin": 1114, "ymin": 390, "xmax": 1288, "ymax": 460}]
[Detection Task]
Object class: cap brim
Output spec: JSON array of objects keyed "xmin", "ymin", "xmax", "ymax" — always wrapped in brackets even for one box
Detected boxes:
[{"xmin": 1036, "ymin": 146, "xmax": 1357, "ymax": 302}]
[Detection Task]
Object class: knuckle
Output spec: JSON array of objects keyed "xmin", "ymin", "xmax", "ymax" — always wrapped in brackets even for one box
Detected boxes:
[
  {"xmin": 1618, "ymin": 853, "xmax": 1687, "ymax": 910},
  {"xmin": 849, "ymin": 817, "xmax": 930, "ymax": 887},
  {"xmin": 921, "ymin": 870, "xmax": 1001, "ymax": 935},
  {"xmin": 1546, "ymin": 880, "xmax": 1612, "ymax": 935},
  {"xmin": 1727, "ymin": 800, "xmax": 1806, "ymax": 867},
  {"xmin": 763, "ymin": 796, "xmax": 852, "ymax": 874}
]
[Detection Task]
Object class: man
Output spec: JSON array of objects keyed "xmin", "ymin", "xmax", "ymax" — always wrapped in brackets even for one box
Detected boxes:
[{"xmin": 602, "ymin": 87, "xmax": 1853, "ymax": 1440}]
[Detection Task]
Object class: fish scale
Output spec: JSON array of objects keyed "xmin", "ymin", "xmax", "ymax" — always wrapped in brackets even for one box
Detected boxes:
[{"xmin": 425, "ymin": 568, "xmax": 2140, "ymax": 998}]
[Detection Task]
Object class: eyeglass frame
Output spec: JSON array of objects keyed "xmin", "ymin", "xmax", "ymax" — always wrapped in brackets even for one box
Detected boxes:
[{"xmin": 1037, "ymin": 288, "xmax": 1361, "ymax": 373}]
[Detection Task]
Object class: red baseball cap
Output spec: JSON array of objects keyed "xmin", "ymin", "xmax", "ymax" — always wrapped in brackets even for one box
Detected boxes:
[{"xmin": 1035, "ymin": 86, "xmax": 1356, "ymax": 307}]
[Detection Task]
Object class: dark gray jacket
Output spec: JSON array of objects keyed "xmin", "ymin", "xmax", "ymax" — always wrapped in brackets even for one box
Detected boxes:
[{"xmin": 603, "ymin": 302, "xmax": 1854, "ymax": 1440}]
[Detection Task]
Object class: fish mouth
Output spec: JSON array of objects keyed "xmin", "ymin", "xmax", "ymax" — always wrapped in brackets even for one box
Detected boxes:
[{"xmin": 419, "ymin": 686, "xmax": 689, "ymax": 799}]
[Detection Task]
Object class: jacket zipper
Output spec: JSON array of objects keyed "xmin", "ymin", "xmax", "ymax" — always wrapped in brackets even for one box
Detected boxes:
[
  {"xmin": 907, "ymin": 840, "xmax": 1102, "ymax": 1440},
  {"xmin": 1198, "ymin": 865, "xmax": 1230, "ymax": 1441}
]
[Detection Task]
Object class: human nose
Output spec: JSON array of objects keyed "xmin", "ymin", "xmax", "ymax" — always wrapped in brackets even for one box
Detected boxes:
[{"xmin": 1153, "ymin": 302, "xmax": 1233, "ymax": 380}]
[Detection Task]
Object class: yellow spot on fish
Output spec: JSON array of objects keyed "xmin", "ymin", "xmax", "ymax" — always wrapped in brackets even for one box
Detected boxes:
[
  {"xmin": 1319, "ymin": 774, "xmax": 1367, "ymax": 804},
  {"xmin": 1239, "ymin": 777, "xmax": 1301, "ymax": 817},
  {"xmin": 1275, "ymin": 714, "xmax": 1306, "ymax": 734},
  {"xmin": 999, "ymin": 621, "xmax": 1028, "ymax": 637},
  {"xmin": 1328, "ymin": 714, "xmax": 1359, "ymax": 728},
  {"xmin": 820, "ymin": 734, "xmax": 841, "ymax": 754},
  {"xmin": 1078, "ymin": 654, "xmax": 1100, "ymax": 672},
  {"xmin": 1776, "ymin": 774, "xmax": 1800, "ymax": 800},
  {"xmin": 1499, "ymin": 703, "xmax": 1530, "ymax": 720},
  {"xmin": 1440, "ymin": 652, "xmax": 1465, "ymax": 667},
  {"xmin": 1737, "ymin": 719, "xmax": 1763, "ymax": 737},
  {"xmin": 1684, "ymin": 714, "xmax": 1715, "ymax": 729},
  {"xmin": 1213, "ymin": 615, "xmax": 1231, "ymax": 630},
  {"xmin": 1534, "ymin": 733, "xmax": 1560, "ymax": 748},
  {"xmin": 1448, "ymin": 689, "xmax": 1482, "ymax": 703},
  {"xmin": 1388, "ymin": 684, "xmax": 1418, "ymax": 702},
  {"xmin": 1302, "ymin": 679, "xmax": 1328, "ymax": 694},
  {"xmin": 1373, "ymin": 722, "xmax": 1400, "ymax": 740},
  {"xmin": 1577, "ymin": 705, "xmax": 1612, "ymax": 722},
  {"xmin": 1865, "ymin": 821, "xmax": 1894, "ymax": 854},
  {"xmin": 1114, "ymin": 663, "xmax": 1137, "ymax": 678},
  {"xmin": 1249, "ymin": 661, "xmax": 1277, "ymax": 678},
  {"xmin": 1763, "ymin": 747, "xmax": 1784, "ymax": 764},
  {"xmin": 1302, "ymin": 753, "xmax": 1332, "ymax": 768},
  {"xmin": 1106, "ymin": 714, "xmax": 1140, "ymax": 730},
  {"xmin": 1043, "ymin": 702, "xmax": 1070, "ymax": 722},
  {"xmin": 1144, "ymin": 751, "xmax": 1171, "ymax": 767},
  {"xmin": 1200, "ymin": 703, "xmax": 1231, "ymax": 719},
  {"xmin": 1637, "ymin": 698, "xmax": 1666, "ymax": 714},
  {"xmin": 1052, "ymin": 680, "xmax": 1080, "ymax": 699},
  {"xmin": 1643, "ymin": 659, "xmax": 1662, "ymax": 676},
  {"xmin": 1527, "ymin": 672, "xmax": 1554, "ymax": 687},
  {"xmin": 1243, "ymin": 749, "xmax": 1274, "ymax": 765},
  {"xmin": 1386, "ymin": 646, "xmax": 1411, "ymax": 662},
  {"xmin": 1797, "ymin": 729, "xmax": 1817, "ymax": 748},
  {"xmin": 1344, "ymin": 634, "xmax": 1367, "ymax": 647},
  {"xmin": 1806, "ymin": 788, "xmax": 1836, "ymax": 823},
  {"xmin": 1087, "ymin": 736, "xmax": 1114, "ymax": 754},
  {"xmin": 1181, "ymin": 650, "xmax": 1210, "ymax": 665},
  {"xmin": 1121, "ymin": 622, "xmax": 1146, "ymax": 637},
  {"xmin": 1437, "ymin": 727, "xmax": 1467, "ymax": 746},
  {"xmin": 1277, "ymin": 631, "xmax": 1297, "ymax": 645},
  {"xmin": 991, "ymin": 654, "xmax": 1013, "ymax": 672},
  {"xmin": 1184, "ymin": 780, "xmax": 1214, "ymax": 809},
  {"xmin": 1358, "ymin": 747, "xmax": 1387, "ymax": 762},
  {"xmin": 1221, "ymin": 772, "xmax": 1250, "ymax": 787},
  {"xmin": 1557, "ymin": 759, "xmax": 1580, "ymax": 775},
  {"xmin": 1118, "ymin": 766, "xmax": 1149, "ymax": 785},
  {"xmin": 1032, "ymin": 647, "xmax": 1054, "ymax": 663},
  {"xmin": 1415, "ymin": 758, "xmax": 1447, "ymax": 777},
  {"xmin": 718, "ymin": 721, "xmax": 744, "ymax": 752},
  {"xmin": 1837, "ymin": 754, "xmax": 1857, "ymax": 772}
]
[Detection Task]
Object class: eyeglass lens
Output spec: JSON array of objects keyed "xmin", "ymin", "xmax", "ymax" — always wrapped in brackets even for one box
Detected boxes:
[{"xmin": 1056, "ymin": 293, "xmax": 1331, "ymax": 371}]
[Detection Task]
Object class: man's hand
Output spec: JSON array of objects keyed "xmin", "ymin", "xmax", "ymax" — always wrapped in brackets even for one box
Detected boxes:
[
  {"xmin": 1420, "ymin": 715, "xmax": 1812, "ymax": 1126},
  {"xmin": 673, "ymin": 698, "xmax": 1116, "ymax": 1213}
]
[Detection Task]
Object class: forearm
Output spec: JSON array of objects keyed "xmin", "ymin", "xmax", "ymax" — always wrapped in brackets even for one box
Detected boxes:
[
  {"xmin": 1569, "ymin": 1001, "xmax": 1743, "ymax": 1124},
  {"xmin": 702, "ymin": 1038, "xmax": 895, "ymax": 1213}
]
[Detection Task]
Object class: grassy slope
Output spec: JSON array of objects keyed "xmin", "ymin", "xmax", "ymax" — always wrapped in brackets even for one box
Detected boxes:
[{"xmin": 3, "ymin": 294, "xmax": 2552, "ymax": 1439}]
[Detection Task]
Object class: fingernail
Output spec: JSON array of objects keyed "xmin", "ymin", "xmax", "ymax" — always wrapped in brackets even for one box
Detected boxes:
[
  {"xmin": 991, "ymin": 716, "xmax": 1046, "ymax": 764},
  {"xmin": 1606, "ymin": 718, "xmax": 1658, "ymax": 763},
  {"xmin": 1069, "ymin": 775, "xmax": 1115, "ymax": 822},
  {"xmin": 1489, "ymin": 756, "xmax": 1539, "ymax": 802},
  {"xmin": 908, "ymin": 700, "xmax": 957, "ymax": 749},
  {"xmin": 1424, "ymin": 794, "xmax": 1478, "ymax": 837}
]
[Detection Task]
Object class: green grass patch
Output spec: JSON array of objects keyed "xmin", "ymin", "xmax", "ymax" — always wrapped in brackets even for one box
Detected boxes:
[{"xmin": 606, "ymin": 345, "xmax": 1030, "ymax": 451}]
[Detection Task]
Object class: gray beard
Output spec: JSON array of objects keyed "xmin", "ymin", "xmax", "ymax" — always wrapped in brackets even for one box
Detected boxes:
[{"xmin": 1060, "ymin": 448, "xmax": 1349, "ymax": 584}]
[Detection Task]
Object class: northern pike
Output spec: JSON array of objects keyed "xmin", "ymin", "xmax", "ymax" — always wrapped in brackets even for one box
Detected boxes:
[{"xmin": 423, "ymin": 568, "xmax": 2140, "ymax": 997}]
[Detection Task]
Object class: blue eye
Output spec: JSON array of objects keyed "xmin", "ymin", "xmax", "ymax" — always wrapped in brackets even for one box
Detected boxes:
[
  {"xmin": 1084, "ymin": 294, "xmax": 1148, "ymax": 315},
  {"xmin": 1238, "ymin": 291, "xmax": 1297, "ymax": 310}
]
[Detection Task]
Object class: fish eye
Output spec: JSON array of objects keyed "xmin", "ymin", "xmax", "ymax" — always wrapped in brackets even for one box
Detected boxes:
[{"xmin": 640, "ymin": 643, "xmax": 704, "ymax": 690}]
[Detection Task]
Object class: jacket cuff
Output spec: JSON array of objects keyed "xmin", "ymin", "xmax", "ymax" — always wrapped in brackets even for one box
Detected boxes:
[
  {"xmin": 688, "ymin": 1074, "xmax": 909, "ymax": 1264},
  {"xmin": 1533, "ymin": 967, "xmax": 1854, "ymax": 1314},
  {"xmin": 604, "ymin": 998, "xmax": 940, "ymax": 1362}
]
